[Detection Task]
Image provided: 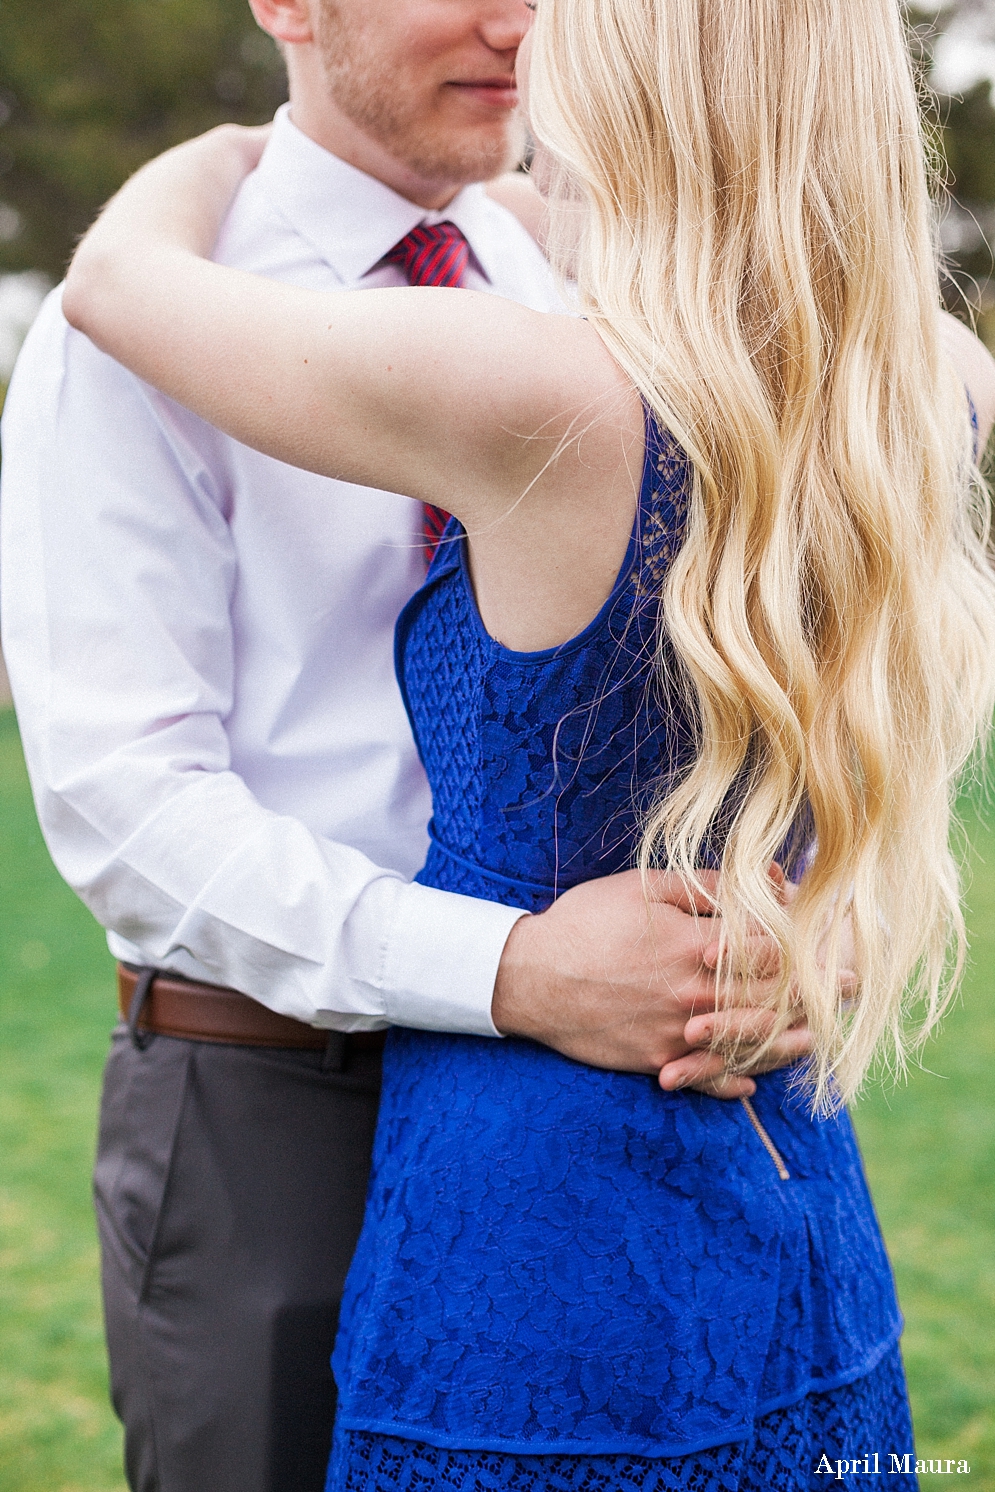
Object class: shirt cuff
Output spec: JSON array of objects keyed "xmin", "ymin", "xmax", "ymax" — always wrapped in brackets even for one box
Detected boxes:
[{"xmin": 379, "ymin": 880, "xmax": 529, "ymax": 1037}]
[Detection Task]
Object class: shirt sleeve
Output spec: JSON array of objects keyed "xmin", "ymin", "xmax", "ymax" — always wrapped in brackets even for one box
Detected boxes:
[{"xmin": 0, "ymin": 293, "xmax": 525, "ymax": 1035}]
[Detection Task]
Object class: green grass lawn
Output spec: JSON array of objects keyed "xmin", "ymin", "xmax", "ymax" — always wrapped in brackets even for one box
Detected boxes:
[
  {"xmin": 0, "ymin": 709, "xmax": 125, "ymax": 1492},
  {"xmin": 0, "ymin": 705, "xmax": 993, "ymax": 1489}
]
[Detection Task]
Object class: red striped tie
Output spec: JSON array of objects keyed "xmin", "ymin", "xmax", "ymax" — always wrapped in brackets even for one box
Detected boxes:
[
  {"xmin": 385, "ymin": 221, "xmax": 470, "ymax": 291},
  {"xmin": 385, "ymin": 223, "xmax": 470, "ymax": 564}
]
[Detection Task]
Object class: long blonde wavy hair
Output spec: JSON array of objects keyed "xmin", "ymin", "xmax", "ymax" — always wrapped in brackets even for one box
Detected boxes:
[{"xmin": 528, "ymin": 0, "xmax": 995, "ymax": 1106}]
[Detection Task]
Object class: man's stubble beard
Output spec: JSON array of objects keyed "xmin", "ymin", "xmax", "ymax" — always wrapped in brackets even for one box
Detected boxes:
[{"xmin": 316, "ymin": 0, "xmax": 525, "ymax": 187}]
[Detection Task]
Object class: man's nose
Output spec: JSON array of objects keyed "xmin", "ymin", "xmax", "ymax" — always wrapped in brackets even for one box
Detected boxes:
[{"xmin": 478, "ymin": 0, "xmax": 531, "ymax": 54}]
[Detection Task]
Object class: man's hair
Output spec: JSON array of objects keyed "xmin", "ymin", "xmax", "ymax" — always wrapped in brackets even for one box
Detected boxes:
[{"xmin": 530, "ymin": 0, "xmax": 995, "ymax": 1106}]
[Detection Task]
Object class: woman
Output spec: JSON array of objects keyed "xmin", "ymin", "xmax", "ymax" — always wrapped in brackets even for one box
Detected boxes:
[{"xmin": 64, "ymin": 0, "xmax": 995, "ymax": 1485}]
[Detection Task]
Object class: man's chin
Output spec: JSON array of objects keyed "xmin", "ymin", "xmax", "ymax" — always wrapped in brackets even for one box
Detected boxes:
[{"xmin": 396, "ymin": 121, "xmax": 525, "ymax": 190}]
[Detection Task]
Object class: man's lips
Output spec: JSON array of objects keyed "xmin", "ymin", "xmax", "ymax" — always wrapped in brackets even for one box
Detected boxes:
[{"xmin": 447, "ymin": 78, "xmax": 519, "ymax": 107}]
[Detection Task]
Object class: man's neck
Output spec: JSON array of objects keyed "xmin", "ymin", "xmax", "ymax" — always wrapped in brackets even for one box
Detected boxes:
[{"xmin": 287, "ymin": 98, "xmax": 461, "ymax": 212}]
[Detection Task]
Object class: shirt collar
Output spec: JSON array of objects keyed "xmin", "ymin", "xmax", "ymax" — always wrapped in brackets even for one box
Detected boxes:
[{"xmin": 253, "ymin": 104, "xmax": 497, "ymax": 285}]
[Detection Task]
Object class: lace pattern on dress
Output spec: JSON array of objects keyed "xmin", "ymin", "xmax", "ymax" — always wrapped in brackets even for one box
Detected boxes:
[
  {"xmin": 329, "ymin": 1343, "xmax": 918, "ymax": 1491},
  {"xmin": 331, "ymin": 413, "xmax": 905, "ymax": 1462}
]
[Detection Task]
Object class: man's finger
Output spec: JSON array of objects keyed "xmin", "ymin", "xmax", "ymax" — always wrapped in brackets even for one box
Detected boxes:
[
  {"xmin": 688, "ymin": 1070, "xmax": 759, "ymax": 1099},
  {"xmin": 742, "ymin": 1024, "xmax": 815, "ymax": 1072},
  {"xmin": 683, "ymin": 1009, "xmax": 815, "ymax": 1073},
  {"xmin": 643, "ymin": 868, "xmax": 720, "ymax": 916},
  {"xmin": 658, "ymin": 1048, "xmax": 757, "ymax": 1099},
  {"xmin": 700, "ymin": 937, "xmax": 783, "ymax": 984},
  {"xmin": 684, "ymin": 1007, "xmax": 783, "ymax": 1049}
]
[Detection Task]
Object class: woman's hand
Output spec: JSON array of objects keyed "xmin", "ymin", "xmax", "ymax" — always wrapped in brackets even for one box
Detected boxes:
[
  {"xmin": 64, "ymin": 124, "xmax": 270, "ymax": 328},
  {"xmin": 939, "ymin": 309, "xmax": 995, "ymax": 448}
]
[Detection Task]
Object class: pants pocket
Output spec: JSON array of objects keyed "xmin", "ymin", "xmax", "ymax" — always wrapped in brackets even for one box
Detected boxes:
[{"xmin": 93, "ymin": 1027, "xmax": 192, "ymax": 1295}]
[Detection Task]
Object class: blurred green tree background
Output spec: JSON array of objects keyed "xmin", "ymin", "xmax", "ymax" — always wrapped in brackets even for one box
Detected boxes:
[
  {"xmin": 0, "ymin": 0, "xmax": 287, "ymax": 282},
  {"xmin": 908, "ymin": 2, "xmax": 995, "ymax": 342}
]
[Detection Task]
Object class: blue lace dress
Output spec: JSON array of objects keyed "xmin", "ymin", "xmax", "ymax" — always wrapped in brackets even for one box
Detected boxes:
[{"xmin": 327, "ymin": 417, "xmax": 918, "ymax": 1490}]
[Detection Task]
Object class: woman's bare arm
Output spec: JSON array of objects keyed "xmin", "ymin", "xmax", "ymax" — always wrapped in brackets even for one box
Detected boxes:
[{"xmin": 63, "ymin": 128, "xmax": 634, "ymax": 542}]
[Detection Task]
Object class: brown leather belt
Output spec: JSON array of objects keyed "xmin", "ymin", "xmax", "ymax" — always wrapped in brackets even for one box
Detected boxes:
[{"xmin": 117, "ymin": 964, "xmax": 387, "ymax": 1053}]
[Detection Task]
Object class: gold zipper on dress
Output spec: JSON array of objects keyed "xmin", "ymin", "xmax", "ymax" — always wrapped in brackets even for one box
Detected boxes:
[{"xmin": 740, "ymin": 1097, "xmax": 791, "ymax": 1181}]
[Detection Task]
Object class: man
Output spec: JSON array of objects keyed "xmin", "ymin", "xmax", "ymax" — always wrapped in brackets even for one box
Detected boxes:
[{"xmin": 0, "ymin": 0, "xmax": 806, "ymax": 1488}]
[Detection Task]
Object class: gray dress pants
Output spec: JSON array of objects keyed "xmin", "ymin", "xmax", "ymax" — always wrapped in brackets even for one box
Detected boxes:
[{"xmin": 93, "ymin": 1023, "xmax": 382, "ymax": 1492}]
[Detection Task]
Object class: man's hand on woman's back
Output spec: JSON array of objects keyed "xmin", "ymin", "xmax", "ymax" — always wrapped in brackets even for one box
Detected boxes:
[{"xmin": 491, "ymin": 868, "xmax": 812, "ymax": 1099}]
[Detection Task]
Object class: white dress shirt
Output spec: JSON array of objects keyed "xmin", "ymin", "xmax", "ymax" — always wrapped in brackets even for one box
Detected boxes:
[{"xmin": 0, "ymin": 105, "xmax": 565, "ymax": 1033}]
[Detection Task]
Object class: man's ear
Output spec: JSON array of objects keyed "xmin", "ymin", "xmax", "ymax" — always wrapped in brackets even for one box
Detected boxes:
[{"xmin": 247, "ymin": 0, "xmax": 316, "ymax": 47}]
